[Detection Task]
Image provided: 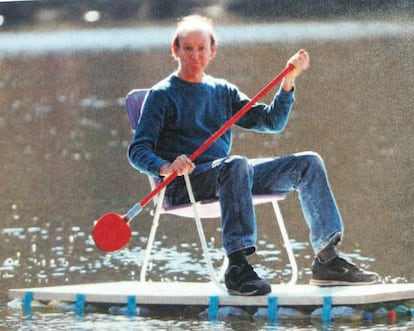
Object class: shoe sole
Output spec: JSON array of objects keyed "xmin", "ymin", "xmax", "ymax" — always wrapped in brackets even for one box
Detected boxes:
[
  {"xmin": 227, "ymin": 287, "xmax": 271, "ymax": 296},
  {"xmin": 309, "ymin": 278, "xmax": 380, "ymax": 286}
]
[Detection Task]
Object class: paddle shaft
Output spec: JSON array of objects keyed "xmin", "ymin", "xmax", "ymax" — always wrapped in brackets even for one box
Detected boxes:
[{"xmin": 126, "ymin": 64, "xmax": 295, "ymax": 221}]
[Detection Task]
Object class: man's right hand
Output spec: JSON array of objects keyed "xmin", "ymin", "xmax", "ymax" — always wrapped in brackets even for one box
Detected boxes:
[{"xmin": 159, "ymin": 155, "xmax": 195, "ymax": 177}]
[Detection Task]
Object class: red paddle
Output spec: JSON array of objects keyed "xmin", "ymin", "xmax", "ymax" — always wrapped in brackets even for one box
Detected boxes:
[{"xmin": 93, "ymin": 63, "xmax": 295, "ymax": 252}]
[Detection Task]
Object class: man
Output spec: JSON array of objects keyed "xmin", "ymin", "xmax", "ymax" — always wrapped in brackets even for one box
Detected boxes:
[{"xmin": 128, "ymin": 15, "xmax": 380, "ymax": 295}]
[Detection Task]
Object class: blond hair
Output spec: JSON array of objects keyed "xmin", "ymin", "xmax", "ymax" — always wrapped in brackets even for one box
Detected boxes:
[{"xmin": 172, "ymin": 15, "xmax": 217, "ymax": 48}]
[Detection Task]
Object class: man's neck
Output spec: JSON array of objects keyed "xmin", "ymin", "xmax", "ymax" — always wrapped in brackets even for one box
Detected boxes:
[{"xmin": 176, "ymin": 70, "xmax": 204, "ymax": 83}]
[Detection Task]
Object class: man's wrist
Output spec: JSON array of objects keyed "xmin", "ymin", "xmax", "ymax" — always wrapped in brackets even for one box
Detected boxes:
[{"xmin": 159, "ymin": 162, "xmax": 172, "ymax": 176}]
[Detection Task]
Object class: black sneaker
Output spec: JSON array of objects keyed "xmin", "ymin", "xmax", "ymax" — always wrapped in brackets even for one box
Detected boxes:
[
  {"xmin": 310, "ymin": 256, "xmax": 381, "ymax": 286},
  {"xmin": 225, "ymin": 264, "xmax": 271, "ymax": 296}
]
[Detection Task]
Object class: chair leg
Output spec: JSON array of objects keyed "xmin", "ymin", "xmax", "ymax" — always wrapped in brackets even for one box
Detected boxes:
[
  {"xmin": 139, "ymin": 188, "xmax": 166, "ymax": 282},
  {"xmin": 183, "ymin": 175, "xmax": 226, "ymax": 291},
  {"xmin": 271, "ymin": 200, "xmax": 298, "ymax": 285}
]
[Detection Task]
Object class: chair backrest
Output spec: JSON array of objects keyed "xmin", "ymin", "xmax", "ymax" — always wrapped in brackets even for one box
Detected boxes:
[
  {"xmin": 125, "ymin": 88, "xmax": 164, "ymax": 205},
  {"xmin": 125, "ymin": 89, "xmax": 149, "ymax": 130}
]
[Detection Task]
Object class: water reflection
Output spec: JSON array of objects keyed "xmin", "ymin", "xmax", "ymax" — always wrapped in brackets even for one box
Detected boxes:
[{"xmin": 0, "ymin": 20, "xmax": 413, "ymax": 330}]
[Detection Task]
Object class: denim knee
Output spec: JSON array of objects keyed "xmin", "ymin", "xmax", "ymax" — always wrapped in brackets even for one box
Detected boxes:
[
  {"xmin": 223, "ymin": 155, "xmax": 253, "ymax": 176},
  {"xmin": 218, "ymin": 156, "xmax": 254, "ymax": 194},
  {"xmin": 296, "ymin": 151, "xmax": 326, "ymax": 173}
]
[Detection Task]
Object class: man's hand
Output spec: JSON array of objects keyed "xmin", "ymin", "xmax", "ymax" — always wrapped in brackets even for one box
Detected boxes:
[
  {"xmin": 282, "ymin": 49, "xmax": 310, "ymax": 92},
  {"xmin": 159, "ymin": 154, "xmax": 195, "ymax": 177}
]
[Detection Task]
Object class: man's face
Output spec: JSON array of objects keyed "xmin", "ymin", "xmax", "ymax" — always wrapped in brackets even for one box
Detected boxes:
[{"xmin": 173, "ymin": 29, "xmax": 216, "ymax": 80}]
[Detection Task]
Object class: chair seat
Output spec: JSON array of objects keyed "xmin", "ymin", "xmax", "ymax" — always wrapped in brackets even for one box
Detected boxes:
[{"xmin": 163, "ymin": 194, "xmax": 286, "ymax": 218}]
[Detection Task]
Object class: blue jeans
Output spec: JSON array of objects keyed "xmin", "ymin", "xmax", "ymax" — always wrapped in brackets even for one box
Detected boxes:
[{"xmin": 165, "ymin": 152, "xmax": 344, "ymax": 256}]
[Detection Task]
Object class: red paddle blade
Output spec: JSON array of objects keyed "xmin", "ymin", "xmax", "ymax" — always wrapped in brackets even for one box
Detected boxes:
[{"xmin": 93, "ymin": 213, "xmax": 131, "ymax": 252}]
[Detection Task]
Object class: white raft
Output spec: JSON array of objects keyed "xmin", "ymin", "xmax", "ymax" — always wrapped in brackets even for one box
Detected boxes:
[{"xmin": 9, "ymin": 282, "xmax": 414, "ymax": 320}]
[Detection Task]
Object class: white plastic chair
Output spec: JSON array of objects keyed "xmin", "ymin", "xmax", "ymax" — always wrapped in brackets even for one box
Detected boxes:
[{"xmin": 125, "ymin": 89, "xmax": 298, "ymax": 288}]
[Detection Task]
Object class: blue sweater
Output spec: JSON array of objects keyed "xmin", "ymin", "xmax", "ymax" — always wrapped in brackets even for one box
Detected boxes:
[{"xmin": 128, "ymin": 74, "xmax": 295, "ymax": 178}]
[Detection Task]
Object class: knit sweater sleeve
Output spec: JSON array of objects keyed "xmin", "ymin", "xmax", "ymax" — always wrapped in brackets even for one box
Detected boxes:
[{"xmin": 233, "ymin": 87, "xmax": 295, "ymax": 133}]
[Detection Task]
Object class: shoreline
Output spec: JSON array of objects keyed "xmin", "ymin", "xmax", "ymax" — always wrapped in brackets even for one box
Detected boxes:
[{"xmin": 1, "ymin": 19, "xmax": 413, "ymax": 57}]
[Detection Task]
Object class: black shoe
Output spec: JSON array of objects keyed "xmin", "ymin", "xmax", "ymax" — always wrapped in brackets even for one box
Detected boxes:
[
  {"xmin": 310, "ymin": 255, "xmax": 381, "ymax": 286},
  {"xmin": 225, "ymin": 264, "xmax": 271, "ymax": 296}
]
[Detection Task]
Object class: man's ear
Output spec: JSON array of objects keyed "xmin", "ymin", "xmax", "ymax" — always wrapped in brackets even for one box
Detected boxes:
[
  {"xmin": 210, "ymin": 44, "xmax": 217, "ymax": 59},
  {"xmin": 171, "ymin": 42, "xmax": 179, "ymax": 60}
]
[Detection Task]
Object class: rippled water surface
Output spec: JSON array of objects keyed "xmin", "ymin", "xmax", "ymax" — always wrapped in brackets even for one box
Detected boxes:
[{"xmin": 0, "ymin": 20, "xmax": 413, "ymax": 330}]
